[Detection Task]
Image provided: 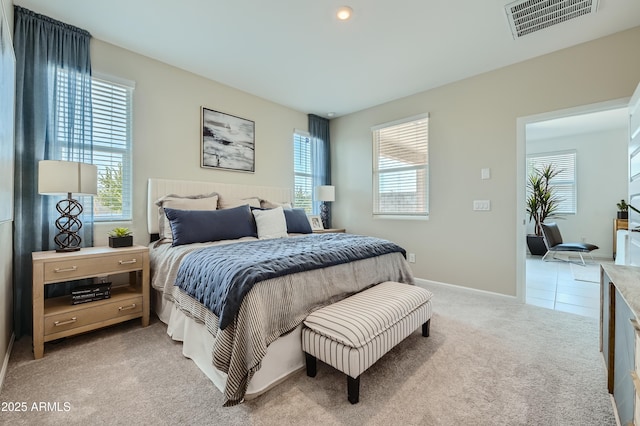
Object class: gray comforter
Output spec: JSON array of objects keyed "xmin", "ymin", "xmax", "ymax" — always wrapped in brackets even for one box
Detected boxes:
[{"xmin": 175, "ymin": 233, "xmax": 406, "ymax": 330}]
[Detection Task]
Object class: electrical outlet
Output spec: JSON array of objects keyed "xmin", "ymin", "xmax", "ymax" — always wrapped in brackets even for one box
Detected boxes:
[{"xmin": 408, "ymin": 253, "xmax": 416, "ymax": 263}]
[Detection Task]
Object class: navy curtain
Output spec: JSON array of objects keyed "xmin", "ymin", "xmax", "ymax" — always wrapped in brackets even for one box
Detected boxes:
[
  {"xmin": 13, "ymin": 6, "xmax": 93, "ymax": 338},
  {"xmin": 308, "ymin": 114, "xmax": 331, "ymax": 225}
]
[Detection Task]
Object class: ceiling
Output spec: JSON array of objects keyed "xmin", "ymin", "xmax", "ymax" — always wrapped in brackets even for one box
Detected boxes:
[
  {"xmin": 527, "ymin": 107, "xmax": 629, "ymax": 142},
  {"xmin": 13, "ymin": 0, "xmax": 640, "ymax": 117}
]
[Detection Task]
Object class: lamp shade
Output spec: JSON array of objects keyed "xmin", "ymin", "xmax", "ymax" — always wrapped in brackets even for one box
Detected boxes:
[
  {"xmin": 38, "ymin": 160, "xmax": 98, "ymax": 196},
  {"xmin": 316, "ymin": 185, "xmax": 335, "ymax": 202}
]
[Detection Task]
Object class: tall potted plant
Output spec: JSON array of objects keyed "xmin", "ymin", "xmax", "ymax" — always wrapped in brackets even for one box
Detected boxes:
[{"xmin": 526, "ymin": 164, "xmax": 563, "ymax": 255}]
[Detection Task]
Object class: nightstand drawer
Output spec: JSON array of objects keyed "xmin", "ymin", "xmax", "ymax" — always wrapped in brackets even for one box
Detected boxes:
[
  {"xmin": 44, "ymin": 295, "xmax": 143, "ymax": 336},
  {"xmin": 43, "ymin": 252, "xmax": 144, "ymax": 282}
]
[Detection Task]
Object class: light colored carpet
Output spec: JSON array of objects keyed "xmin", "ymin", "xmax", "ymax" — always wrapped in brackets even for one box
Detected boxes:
[
  {"xmin": 570, "ymin": 262, "xmax": 601, "ymax": 283},
  {"xmin": 0, "ymin": 283, "xmax": 615, "ymax": 425}
]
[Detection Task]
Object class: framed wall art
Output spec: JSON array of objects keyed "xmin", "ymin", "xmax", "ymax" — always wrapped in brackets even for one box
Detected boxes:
[{"xmin": 201, "ymin": 107, "xmax": 255, "ymax": 173}]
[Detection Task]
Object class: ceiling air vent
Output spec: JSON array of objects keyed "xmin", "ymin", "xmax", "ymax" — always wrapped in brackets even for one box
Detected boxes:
[{"xmin": 505, "ymin": 0, "xmax": 599, "ymax": 39}]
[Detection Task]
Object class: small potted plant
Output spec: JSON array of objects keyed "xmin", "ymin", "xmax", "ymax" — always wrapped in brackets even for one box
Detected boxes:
[
  {"xmin": 108, "ymin": 227, "xmax": 133, "ymax": 248},
  {"xmin": 617, "ymin": 200, "xmax": 629, "ymax": 219},
  {"xmin": 617, "ymin": 199, "xmax": 640, "ymax": 219}
]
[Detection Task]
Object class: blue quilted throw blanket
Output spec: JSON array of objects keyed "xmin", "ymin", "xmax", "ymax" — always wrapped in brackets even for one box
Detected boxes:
[{"xmin": 174, "ymin": 233, "xmax": 406, "ymax": 330}]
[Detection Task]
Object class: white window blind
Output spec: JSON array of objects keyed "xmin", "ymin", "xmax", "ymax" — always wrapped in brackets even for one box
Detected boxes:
[
  {"xmin": 92, "ymin": 77, "xmax": 133, "ymax": 221},
  {"xmin": 527, "ymin": 150, "xmax": 576, "ymax": 214},
  {"xmin": 293, "ymin": 131, "xmax": 313, "ymax": 213},
  {"xmin": 372, "ymin": 114, "xmax": 429, "ymax": 217}
]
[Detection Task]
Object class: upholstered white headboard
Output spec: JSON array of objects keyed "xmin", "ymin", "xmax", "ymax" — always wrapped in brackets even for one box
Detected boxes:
[{"xmin": 147, "ymin": 178, "xmax": 292, "ymax": 235}]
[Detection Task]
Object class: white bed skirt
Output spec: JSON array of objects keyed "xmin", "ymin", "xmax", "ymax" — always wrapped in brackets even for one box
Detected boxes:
[{"xmin": 152, "ymin": 289, "xmax": 305, "ymax": 399}]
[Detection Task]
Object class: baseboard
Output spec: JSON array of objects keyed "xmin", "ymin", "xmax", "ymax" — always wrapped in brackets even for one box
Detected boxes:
[
  {"xmin": 0, "ymin": 332, "xmax": 15, "ymax": 392},
  {"xmin": 414, "ymin": 277, "xmax": 518, "ymax": 300}
]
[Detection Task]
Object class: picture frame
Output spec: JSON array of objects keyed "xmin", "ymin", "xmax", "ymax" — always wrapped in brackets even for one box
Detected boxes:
[
  {"xmin": 308, "ymin": 215, "xmax": 324, "ymax": 231},
  {"xmin": 201, "ymin": 107, "xmax": 255, "ymax": 173}
]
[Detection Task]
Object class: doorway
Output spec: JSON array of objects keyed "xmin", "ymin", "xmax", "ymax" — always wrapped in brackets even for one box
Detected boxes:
[{"xmin": 516, "ymin": 99, "xmax": 629, "ymax": 316}]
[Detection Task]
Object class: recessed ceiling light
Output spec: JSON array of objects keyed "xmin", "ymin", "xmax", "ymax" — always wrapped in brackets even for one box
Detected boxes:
[
  {"xmin": 336, "ymin": 6, "xmax": 353, "ymax": 21},
  {"xmin": 327, "ymin": 112, "xmax": 335, "ymax": 117}
]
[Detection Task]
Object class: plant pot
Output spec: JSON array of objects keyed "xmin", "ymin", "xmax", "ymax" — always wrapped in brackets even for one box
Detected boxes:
[
  {"xmin": 526, "ymin": 235, "xmax": 547, "ymax": 256},
  {"xmin": 108, "ymin": 235, "xmax": 133, "ymax": 248},
  {"xmin": 617, "ymin": 211, "xmax": 628, "ymax": 219}
]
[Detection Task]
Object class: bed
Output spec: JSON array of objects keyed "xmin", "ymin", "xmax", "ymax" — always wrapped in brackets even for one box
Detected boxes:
[{"xmin": 147, "ymin": 178, "xmax": 414, "ymax": 406}]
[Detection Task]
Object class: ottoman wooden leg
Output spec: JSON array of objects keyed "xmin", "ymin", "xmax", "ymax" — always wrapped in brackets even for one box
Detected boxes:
[
  {"xmin": 347, "ymin": 375, "xmax": 360, "ymax": 404},
  {"xmin": 305, "ymin": 352, "xmax": 317, "ymax": 377},
  {"xmin": 422, "ymin": 319, "xmax": 430, "ymax": 337}
]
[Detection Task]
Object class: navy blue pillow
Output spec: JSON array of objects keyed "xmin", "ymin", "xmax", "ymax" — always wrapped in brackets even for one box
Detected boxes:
[
  {"xmin": 164, "ymin": 205, "xmax": 257, "ymax": 246},
  {"xmin": 283, "ymin": 208, "xmax": 312, "ymax": 234}
]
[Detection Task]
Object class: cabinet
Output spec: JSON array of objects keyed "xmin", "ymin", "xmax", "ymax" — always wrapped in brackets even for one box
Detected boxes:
[
  {"xmin": 601, "ymin": 264, "xmax": 640, "ymax": 425},
  {"xmin": 32, "ymin": 245, "xmax": 149, "ymax": 359}
]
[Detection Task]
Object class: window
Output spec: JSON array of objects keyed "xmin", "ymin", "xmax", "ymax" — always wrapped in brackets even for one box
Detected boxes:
[
  {"xmin": 293, "ymin": 130, "xmax": 313, "ymax": 213},
  {"xmin": 372, "ymin": 114, "xmax": 429, "ymax": 217},
  {"xmin": 526, "ymin": 150, "xmax": 577, "ymax": 214},
  {"xmin": 91, "ymin": 76, "xmax": 133, "ymax": 221},
  {"xmin": 56, "ymin": 71, "xmax": 134, "ymax": 222}
]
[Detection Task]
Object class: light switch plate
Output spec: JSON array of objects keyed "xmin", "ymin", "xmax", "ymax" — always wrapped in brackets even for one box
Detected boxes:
[
  {"xmin": 473, "ymin": 200, "xmax": 491, "ymax": 211},
  {"xmin": 481, "ymin": 168, "xmax": 491, "ymax": 179}
]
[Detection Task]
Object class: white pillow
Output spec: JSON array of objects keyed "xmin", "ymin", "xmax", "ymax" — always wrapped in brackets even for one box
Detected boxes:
[
  {"xmin": 155, "ymin": 193, "xmax": 219, "ymax": 241},
  {"xmin": 252, "ymin": 206, "xmax": 288, "ymax": 239}
]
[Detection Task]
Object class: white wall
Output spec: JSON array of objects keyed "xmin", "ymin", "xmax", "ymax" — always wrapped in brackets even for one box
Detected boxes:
[
  {"xmin": 0, "ymin": 0, "xmax": 14, "ymax": 383},
  {"xmin": 527, "ymin": 127, "xmax": 628, "ymax": 258},
  {"xmin": 89, "ymin": 39, "xmax": 308, "ymax": 246},
  {"xmin": 331, "ymin": 26, "xmax": 640, "ymax": 296}
]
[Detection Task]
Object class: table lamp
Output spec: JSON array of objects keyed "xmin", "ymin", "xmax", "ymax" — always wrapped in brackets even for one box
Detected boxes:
[
  {"xmin": 316, "ymin": 185, "xmax": 335, "ymax": 229},
  {"xmin": 38, "ymin": 160, "xmax": 98, "ymax": 252}
]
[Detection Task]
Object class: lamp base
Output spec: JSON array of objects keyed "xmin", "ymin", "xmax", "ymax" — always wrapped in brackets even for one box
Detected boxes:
[
  {"xmin": 320, "ymin": 202, "xmax": 331, "ymax": 229},
  {"xmin": 54, "ymin": 195, "xmax": 84, "ymax": 252}
]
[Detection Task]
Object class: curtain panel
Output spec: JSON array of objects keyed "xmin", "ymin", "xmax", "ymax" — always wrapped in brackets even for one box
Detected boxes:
[
  {"xmin": 308, "ymin": 114, "xmax": 331, "ymax": 225},
  {"xmin": 13, "ymin": 6, "xmax": 93, "ymax": 338}
]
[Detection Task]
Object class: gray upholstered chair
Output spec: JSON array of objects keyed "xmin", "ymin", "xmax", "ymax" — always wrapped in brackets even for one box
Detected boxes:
[{"xmin": 541, "ymin": 222, "xmax": 599, "ymax": 266}]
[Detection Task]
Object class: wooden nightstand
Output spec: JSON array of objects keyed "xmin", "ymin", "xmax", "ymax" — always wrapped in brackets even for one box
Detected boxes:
[
  {"xmin": 32, "ymin": 245, "xmax": 149, "ymax": 359},
  {"xmin": 313, "ymin": 228, "xmax": 346, "ymax": 233}
]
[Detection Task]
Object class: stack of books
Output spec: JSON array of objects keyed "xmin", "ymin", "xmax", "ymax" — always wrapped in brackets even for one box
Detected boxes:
[{"xmin": 71, "ymin": 283, "xmax": 112, "ymax": 305}]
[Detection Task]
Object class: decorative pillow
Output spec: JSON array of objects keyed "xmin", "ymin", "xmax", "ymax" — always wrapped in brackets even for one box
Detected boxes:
[
  {"xmin": 155, "ymin": 193, "xmax": 219, "ymax": 241},
  {"xmin": 252, "ymin": 206, "xmax": 288, "ymax": 239},
  {"xmin": 164, "ymin": 204, "xmax": 257, "ymax": 246},
  {"xmin": 218, "ymin": 196, "xmax": 261, "ymax": 210},
  {"xmin": 260, "ymin": 199, "xmax": 292, "ymax": 209},
  {"xmin": 283, "ymin": 208, "xmax": 313, "ymax": 234}
]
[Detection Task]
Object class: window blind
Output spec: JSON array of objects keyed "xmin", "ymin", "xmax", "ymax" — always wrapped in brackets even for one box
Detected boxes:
[
  {"xmin": 527, "ymin": 150, "xmax": 577, "ymax": 214},
  {"xmin": 372, "ymin": 114, "xmax": 429, "ymax": 217},
  {"xmin": 294, "ymin": 131, "xmax": 313, "ymax": 213},
  {"xmin": 92, "ymin": 77, "xmax": 133, "ymax": 221}
]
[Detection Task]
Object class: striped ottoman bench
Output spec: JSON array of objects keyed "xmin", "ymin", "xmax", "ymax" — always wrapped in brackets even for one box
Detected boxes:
[{"xmin": 301, "ymin": 281, "xmax": 433, "ymax": 404}]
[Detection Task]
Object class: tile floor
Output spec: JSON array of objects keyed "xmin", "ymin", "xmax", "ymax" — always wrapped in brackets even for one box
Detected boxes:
[{"xmin": 526, "ymin": 255, "xmax": 609, "ymax": 319}]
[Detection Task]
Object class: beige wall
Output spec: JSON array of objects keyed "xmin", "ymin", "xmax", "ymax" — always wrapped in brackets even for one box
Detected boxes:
[
  {"xmin": 1, "ymin": 0, "xmax": 14, "ymax": 379},
  {"xmin": 89, "ymin": 39, "xmax": 308, "ymax": 246},
  {"xmin": 331, "ymin": 26, "xmax": 640, "ymax": 296}
]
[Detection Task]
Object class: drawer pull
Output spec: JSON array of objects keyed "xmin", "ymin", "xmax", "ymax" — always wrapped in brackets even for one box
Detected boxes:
[
  {"xmin": 119, "ymin": 303, "xmax": 137, "ymax": 311},
  {"xmin": 54, "ymin": 266, "xmax": 78, "ymax": 273},
  {"xmin": 630, "ymin": 318, "xmax": 640, "ymax": 333},
  {"xmin": 54, "ymin": 317, "xmax": 77, "ymax": 326},
  {"xmin": 119, "ymin": 259, "xmax": 137, "ymax": 265}
]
